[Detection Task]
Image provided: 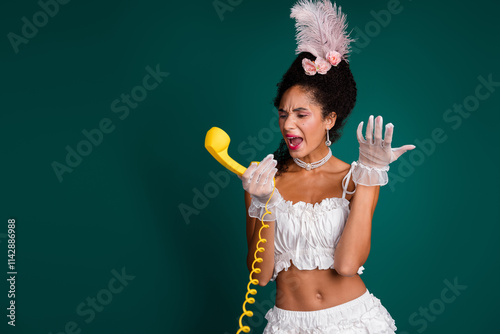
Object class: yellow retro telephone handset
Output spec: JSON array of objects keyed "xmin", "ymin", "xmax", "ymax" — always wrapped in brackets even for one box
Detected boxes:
[{"xmin": 205, "ymin": 126, "xmax": 276, "ymax": 334}]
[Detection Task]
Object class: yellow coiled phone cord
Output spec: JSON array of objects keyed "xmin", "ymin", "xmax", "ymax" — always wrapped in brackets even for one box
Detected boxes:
[
  {"xmin": 236, "ymin": 173, "xmax": 276, "ymax": 334},
  {"xmin": 203, "ymin": 127, "xmax": 277, "ymax": 333}
]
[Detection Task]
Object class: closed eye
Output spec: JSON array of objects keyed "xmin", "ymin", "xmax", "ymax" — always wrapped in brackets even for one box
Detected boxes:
[{"xmin": 279, "ymin": 114, "xmax": 308, "ymax": 119}]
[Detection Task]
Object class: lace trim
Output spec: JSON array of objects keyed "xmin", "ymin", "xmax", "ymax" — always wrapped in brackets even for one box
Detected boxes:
[
  {"xmin": 248, "ymin": 188, "xmax": 283, "ymax": 221},
  {"xmin": 352, "ymin": 161, "xmax": 390, "ymax": 186}
]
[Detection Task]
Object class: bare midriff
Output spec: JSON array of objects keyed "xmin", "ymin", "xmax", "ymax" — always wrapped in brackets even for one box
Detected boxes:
[{"xmin": 275, "ymin": 260, "xmax": 367, "ymax": 311}]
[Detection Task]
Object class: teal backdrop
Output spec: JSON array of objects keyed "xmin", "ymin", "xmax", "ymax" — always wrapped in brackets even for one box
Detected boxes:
[{"xmin": 1, "ymin": 0, "xmax": 499, "ymax": 333}]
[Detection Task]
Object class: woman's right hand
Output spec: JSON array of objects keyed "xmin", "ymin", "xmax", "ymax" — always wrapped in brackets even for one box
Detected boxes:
[{"xmin": 240, "ymin": 154, "xmax": 278, "ymax": 204}]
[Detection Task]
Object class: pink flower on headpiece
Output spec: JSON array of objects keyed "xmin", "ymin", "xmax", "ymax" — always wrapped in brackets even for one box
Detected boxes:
[
  {"xmin": 326, "ymin": 50, "xmax": 342, "ymax": 66},
  {"xmin": 314, "ymin": 56, "xmax": 331, "ymax": 74},
  {"xmin": 302, "ymin": 57, "xmax": 332, "ymax": 76},
  {"xmin": 302, "ymin": 58, "xmax": 317, "ymax": 75}
]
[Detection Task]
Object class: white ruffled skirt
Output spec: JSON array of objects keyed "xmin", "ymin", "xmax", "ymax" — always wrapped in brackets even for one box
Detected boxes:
[{"xmin": 263, "ymin": 289, "xmax": 397, "ymax": 333}]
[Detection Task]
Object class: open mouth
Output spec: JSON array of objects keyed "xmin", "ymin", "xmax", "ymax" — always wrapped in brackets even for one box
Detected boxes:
[{"xmin": 288, "ymin": 137, "xmax": 303, "ymax": 149}]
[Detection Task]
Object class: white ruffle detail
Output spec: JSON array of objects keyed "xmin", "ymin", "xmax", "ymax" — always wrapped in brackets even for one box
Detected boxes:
[
  {"xmin": 248, "ymin": 188, "xmax": 283, "ymax": 221},
  {"xmin": 270, "ymin": 248, "xmax": 365, "ymax": 281},
  {"xmin": 351, "ymin": 161, "xmax": 390, "ymax": 186},
  {"xmin": 357, "ymin": 265, "xmax": 365, "ymax": 275},
  {"xmin": 263, "ymin": 291, "xmax": 397, "ymax": 334},
  {"xmin": 279, "ymin": 195, "xmax": 349, "ymax": 212},
  {"xmin": 267, "ymin": 190, "xmax": 364, "ymax": 281}
]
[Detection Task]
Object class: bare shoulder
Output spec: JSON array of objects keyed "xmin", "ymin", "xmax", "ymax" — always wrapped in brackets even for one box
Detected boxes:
[
  {"xmin": 330, "ymin": 157, "xmax": 354, "ymax": 176},
  {"xmin": 337, "ymin": 158, "xmax": 353, "ymax": 172}
]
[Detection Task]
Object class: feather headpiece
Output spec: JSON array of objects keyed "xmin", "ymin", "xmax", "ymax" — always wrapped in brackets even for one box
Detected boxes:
[{"xmin": 290, "ymin": 0, "xmax": 355, "ymax": 75}]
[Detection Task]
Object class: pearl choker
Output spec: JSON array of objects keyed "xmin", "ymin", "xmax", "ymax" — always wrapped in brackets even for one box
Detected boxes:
[{"xmin": 293, "ymin": 149, "xmax": 332, "ymax": 171}]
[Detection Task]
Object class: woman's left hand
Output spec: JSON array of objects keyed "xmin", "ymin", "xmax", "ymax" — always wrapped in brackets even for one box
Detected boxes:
[{"xmin": 356, "ymin": 115, "xmax": 416, "ymax": 169}]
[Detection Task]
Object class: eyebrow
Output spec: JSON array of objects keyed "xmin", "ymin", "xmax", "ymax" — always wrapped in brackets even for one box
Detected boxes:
[{"xmin": 278, "ymin": 107, "xmax": 309, "ymax": 112}]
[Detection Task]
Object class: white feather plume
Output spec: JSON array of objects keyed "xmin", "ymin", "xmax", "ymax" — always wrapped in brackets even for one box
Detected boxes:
[{"xmin": 290, "ymin": 0, "xmax": 355, "ymax": 62}]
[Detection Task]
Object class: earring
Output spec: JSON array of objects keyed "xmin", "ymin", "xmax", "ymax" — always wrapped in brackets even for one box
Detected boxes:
[{"xmin": 325, "ymin": 128, "xmax": 331, "ymax": 147}]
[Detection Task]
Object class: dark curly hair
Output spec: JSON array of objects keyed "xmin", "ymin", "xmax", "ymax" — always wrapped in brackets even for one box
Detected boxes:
[{"xmin": 272, "ymin": 51, "xmax": 357, "ymax": 177}]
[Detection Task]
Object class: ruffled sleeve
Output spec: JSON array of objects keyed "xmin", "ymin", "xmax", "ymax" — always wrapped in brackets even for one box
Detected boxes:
[
  {"xmin": 351, "ymin": 161, "xmax": 390, "ymax": 186},
  {"xmin": 248, "ymin": 188, "xmax": 283, "ymax": 222}
]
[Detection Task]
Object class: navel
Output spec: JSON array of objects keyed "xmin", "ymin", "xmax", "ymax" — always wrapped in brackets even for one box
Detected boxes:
[{"xmin": 316, "ymin": 292, "xmax": 323, "ymax": 300}]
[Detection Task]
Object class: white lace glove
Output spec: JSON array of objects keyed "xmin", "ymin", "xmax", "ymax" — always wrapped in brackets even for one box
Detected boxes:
[
  {"xmin": 238, "ymin": 154, "xmax": 280, "ymax": 221},
  {"xmin": 354, "ymin": 115, "xmax": 416, "ymax": 186}
]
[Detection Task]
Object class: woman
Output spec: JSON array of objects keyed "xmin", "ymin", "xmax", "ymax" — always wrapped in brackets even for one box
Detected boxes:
[{"xmin": 240, "ymin": 1, "xmax": 415, "ymax": 332}]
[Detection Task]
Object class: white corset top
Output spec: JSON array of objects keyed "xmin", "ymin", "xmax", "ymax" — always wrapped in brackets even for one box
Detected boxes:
[{"xmin": 248, "ymin": 161, "xmax": 365, "ymax": 282}]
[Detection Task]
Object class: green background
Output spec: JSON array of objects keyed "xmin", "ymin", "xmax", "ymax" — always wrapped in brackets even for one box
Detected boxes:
[{"xmin": 1, "ymin": 0, "xmax": 498, "ymax": 333}]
